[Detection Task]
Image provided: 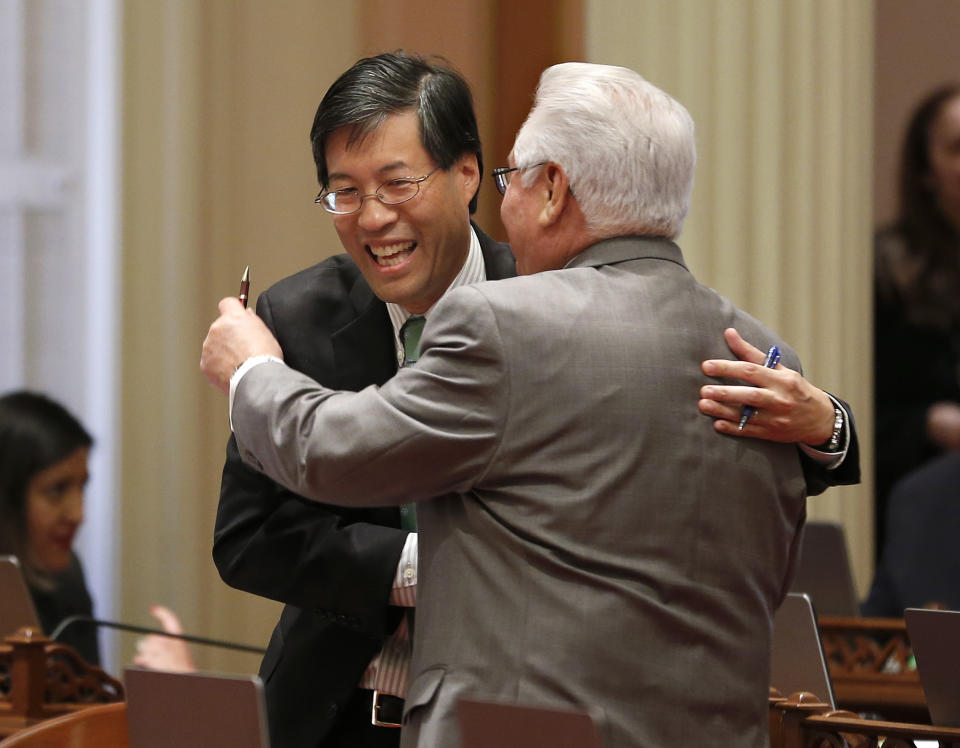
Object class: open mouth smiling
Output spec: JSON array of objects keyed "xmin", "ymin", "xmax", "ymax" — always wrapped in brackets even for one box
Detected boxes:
[{"xmin": 368, "ymin": 241, "xmax": 416, "ymax": 268}]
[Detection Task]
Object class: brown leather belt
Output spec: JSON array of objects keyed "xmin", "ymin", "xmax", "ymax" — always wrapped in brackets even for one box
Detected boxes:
[{"xmin": 368, "ymin": 689, "xmax": 404, "ymax": 728}]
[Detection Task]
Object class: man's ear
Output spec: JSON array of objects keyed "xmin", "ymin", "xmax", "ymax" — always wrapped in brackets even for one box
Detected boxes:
[
  {"xmin": 456, "ymin": 153, "xmax": 481, "ymax": 206},
  {"xmin": 538, "ymin": 163, "xmax": 571, "ymax": 227}
]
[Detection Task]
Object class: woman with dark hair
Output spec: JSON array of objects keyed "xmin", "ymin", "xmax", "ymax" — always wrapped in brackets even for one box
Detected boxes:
[
  {"xmin": 0, "ymin": 390, "xmax": 99, "ymax": 664},
  {"xmin": 0, "ymin": 390, "xmax": 196, "ymax": 671},
  {"xmin": 873, "ymin": 83, "xmax": 960, "ymax": 560}
]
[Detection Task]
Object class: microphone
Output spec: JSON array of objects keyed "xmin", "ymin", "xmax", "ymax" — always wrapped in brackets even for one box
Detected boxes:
[{"xmin": 50, "ymin": 615, "xmax": 266, "ymax": 655}]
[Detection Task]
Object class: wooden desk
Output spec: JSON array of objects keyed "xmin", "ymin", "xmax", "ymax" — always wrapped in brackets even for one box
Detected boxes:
[{"xmin": 819, "ymin": 615, "xmax": 928, "ymax": 723}]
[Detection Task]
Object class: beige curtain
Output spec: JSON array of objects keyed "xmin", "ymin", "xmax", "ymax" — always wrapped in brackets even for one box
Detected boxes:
[{"xmin": 120, "ymin": 0, "xmax": 359, "ymax": 671}]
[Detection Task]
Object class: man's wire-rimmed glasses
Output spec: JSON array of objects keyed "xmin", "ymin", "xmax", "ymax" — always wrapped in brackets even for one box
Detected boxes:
[
  {"xmin": 315, "ymin": 167, "xmax": 440, "ymax": 215},
  {"xmin": 492, "ymin": 162, "xmax": 546, "ymax": 195}
]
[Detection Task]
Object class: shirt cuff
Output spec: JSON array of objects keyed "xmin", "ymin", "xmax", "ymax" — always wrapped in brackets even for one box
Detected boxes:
[
  {"xmin": 390, "ymin": 532, "xmax": 417, "ymax": 607},
  {"xmin": 798, "ymin": 395, "xmax": 849, "ymax": 470},
  {"xmin": 228, "ymin": 355, "xmax": 286, "ymax": 431}
]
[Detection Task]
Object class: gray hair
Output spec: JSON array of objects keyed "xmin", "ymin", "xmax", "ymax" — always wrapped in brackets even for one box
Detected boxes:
[{"xmin": 511, "ymin": 63, "xmax": 696, "ymax": 239}]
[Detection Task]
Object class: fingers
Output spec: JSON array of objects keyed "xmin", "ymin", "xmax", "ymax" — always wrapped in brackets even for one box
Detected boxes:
[
  {"xmin": 699, "ymin": 383, "xmax": 769, "ymax": 409},
  {"xmin": 698, "ymin": 398, "xmax": 742, "ymax": 422},
  {"xmin": 723, "ymin": 328, "xmax": 766, "ymax": 365},
  {"xmin": 149, "ymin": 604, "xmax": 185, "ymax": 635},
  {"xmin": 710, "ymin": 415, "xmax": 780, "ymax": 440},
  {"xmin": 703, "ymin": 406, "xmax": 797, "ymax": 444},
  {"xmin": 131, "ymin": 633, "xmax": 197, "ymax": 673},
  {"xmin": 703, "ymin": 329, "xmax": 785, "ymax": 379},
  {"xmin": 702, "ymin": 358, "xmax": 779, "ymax": 383}
]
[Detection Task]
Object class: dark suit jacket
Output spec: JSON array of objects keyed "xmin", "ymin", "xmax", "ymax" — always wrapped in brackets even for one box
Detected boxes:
[{"xmin": 213, "ymin": 225, "xmax": 515, "ymax": 748}]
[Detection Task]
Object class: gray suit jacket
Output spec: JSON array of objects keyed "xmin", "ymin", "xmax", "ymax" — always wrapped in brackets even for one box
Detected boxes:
[{"xmin": 233, "ymin": 236, "xmax": 808, "ymax": 747}]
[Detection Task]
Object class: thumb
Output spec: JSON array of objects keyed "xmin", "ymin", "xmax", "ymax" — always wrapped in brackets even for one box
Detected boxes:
[
  {"xmin": 218, "ymin": 296, "xmax": 245, "ymax": 315},
  {"xmin": 723, "ymin": 328, "xmax": 766, "ymax": 366},
  {"xmin": 149, "ymin": 604, "xmax": 185, "ymax": 635}
]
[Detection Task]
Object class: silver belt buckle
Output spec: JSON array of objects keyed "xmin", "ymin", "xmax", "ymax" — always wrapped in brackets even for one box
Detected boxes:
[{"xmin": 371, "ymin": 689, "xmax": 403, "ymax": 728}]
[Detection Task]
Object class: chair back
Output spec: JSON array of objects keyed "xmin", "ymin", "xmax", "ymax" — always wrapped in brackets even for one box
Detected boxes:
[
  {"xmin": 124, "ymin": 668, "xmax": 269, "ymax": 748},
  {"xmin": 789, "ymin": 521, "xmax": 860, "ymax": 616},
  {"xmin": 457, "ymin": 698, "xmax": 602, "ymax": 748}
]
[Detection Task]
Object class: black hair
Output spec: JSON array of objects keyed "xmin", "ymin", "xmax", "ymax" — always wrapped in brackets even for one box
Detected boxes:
[
  {"xmin": 0, "ymin": 391, "xmax": 92, "ymax": 575},
  {"xmin": 310, "ymin": 51, "xmax": 483, "ymax": 214},
  {"xmin": 887, "ymin": 83, "xmax": 960, "ymax": 327},
  {"xmin": 898, "ymin": 83, "xmax": 960, "ymax": 240}
]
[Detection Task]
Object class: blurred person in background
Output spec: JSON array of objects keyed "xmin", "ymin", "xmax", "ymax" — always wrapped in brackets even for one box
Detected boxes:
[
  {"xmin": 863, "ymin": 451, "xmax": 960, "ymax": 616},
  {"xmin": 874, "ymin": 83, "xmax": 960, "ymax": 559},
  {"xmin": 0, "ymin": 390, "xmax": 194, "ymax": 671}
]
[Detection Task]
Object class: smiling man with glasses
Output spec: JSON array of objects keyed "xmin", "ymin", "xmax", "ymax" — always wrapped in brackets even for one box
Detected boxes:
[
  {"xmin": 212, "ymin": 53, "xmax": 515, "ymax": 748},
  {"xmin": 208, "ymin": 53, "xmax": 859, "ymax": 748}
]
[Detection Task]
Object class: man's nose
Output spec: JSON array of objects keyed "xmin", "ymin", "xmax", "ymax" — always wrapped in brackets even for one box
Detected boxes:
[{"xmin": 356, "ymin": 196, "xmax": 399, "ymax": 232}]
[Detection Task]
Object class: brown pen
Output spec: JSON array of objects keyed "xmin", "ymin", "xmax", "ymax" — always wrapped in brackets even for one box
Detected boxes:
[{"xmin": 239, "ymin": 265, "xmax": 250, "ymax": 308}]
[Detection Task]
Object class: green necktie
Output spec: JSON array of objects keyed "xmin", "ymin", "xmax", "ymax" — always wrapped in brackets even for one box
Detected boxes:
[
  {"xmin": 400, "ymin": 315, "xmax": 425, "ymax": 367},
  {"xmin": 399, "ymin": 315, "xmax": 425, "ymax": 531}
]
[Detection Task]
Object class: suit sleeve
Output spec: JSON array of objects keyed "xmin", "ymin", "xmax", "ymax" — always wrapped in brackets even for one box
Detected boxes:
[
  {"xmin": 213, "ymin": 293, "xmax": 408, "ymax": 640},
  {"xmin": 231, "ymin": 286, "xmax": 507, "ymax": 507},
  {"xmin": 799, "ymin": 397, "xmax": 861, "ymax": 497}
]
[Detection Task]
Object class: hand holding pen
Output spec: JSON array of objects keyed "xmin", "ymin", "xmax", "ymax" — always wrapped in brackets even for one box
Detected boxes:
[
  {"xmin": 699, "ymin": 328, "xmax": 839, "ymax": 445},
  {"xmin": 737, "ymin": 345, "xmax": 780, "ymax": 429},
  {"xmin": 201, "ymin": 265, "xmax": 284, "ymax": 395}
]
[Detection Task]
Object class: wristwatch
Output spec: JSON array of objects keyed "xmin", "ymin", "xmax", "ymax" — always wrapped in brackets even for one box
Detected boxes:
[{"xmin": 810, "ymin": 405, "xmax": 844, "ymax": 452}]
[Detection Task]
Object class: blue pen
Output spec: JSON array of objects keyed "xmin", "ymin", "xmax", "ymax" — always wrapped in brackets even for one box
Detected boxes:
[{"xmin": 737, "ymin": 345, "xmax": 781, "ymax": 430}]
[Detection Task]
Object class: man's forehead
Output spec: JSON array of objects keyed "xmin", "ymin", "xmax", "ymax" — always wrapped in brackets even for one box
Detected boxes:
[{"xmin": 326, "ymin": 111, "xmax": 428, "ymax": 178}]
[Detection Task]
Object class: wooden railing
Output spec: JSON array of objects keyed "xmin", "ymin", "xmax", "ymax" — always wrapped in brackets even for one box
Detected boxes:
[
  {"xmin": 819, "ymin": 616, "xmax": 928, "ymax": 723},
  {"xmin": 770, "ymin": 691, "xmax": 960, "ymax": 748},
  {"xmin": 0, "ymin": 627, "xmax": 124, "ymax": 738}
]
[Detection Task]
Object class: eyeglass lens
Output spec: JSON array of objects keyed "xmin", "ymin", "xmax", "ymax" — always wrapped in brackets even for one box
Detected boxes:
[
  {"xmin": 318, "ymin": 169, "xmax": 438, "ymax": 215},
  {"xmin": 493, "ymin": 168, "xmax": 516, "ymax": 195}
]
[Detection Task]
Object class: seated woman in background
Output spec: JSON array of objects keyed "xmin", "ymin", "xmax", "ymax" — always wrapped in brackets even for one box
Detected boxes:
[
  {"xmin": 0, "ymin": 390, "xmax": 100, "ymax": 663},
  {"xmin": 0, "ymin": 390, "xmax": 194, "ymax": 671},
  {"xmin": 874, "ymin": 83, "xmax": 960, "ymax": 557}
]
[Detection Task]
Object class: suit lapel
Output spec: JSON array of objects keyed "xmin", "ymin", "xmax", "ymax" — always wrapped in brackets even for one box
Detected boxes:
[{"xmin": 330, "ymin": 277, "xmax": 397, "ymax": 391}]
